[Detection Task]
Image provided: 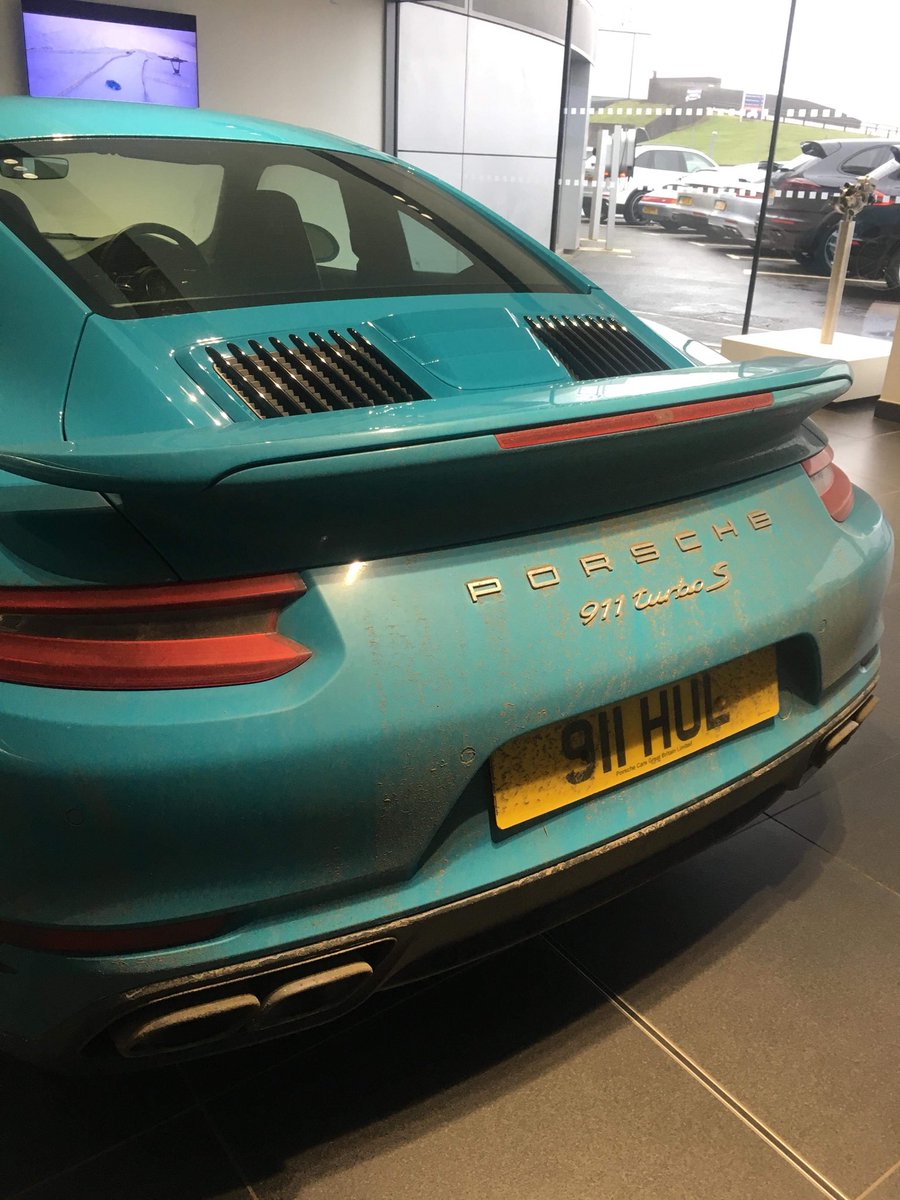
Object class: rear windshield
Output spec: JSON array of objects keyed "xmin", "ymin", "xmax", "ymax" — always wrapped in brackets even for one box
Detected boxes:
[
  {"xmin": 0, "ymin": 137, "xmax": 580, "ymax": 318},
  {"xmin": 772, "ymin": 153, "xmax": 817, "ymax": 178}
]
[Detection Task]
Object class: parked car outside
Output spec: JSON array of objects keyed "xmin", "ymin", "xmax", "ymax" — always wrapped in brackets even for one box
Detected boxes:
[
  {"xmin": 0, "ymin": 97, "xmax": 891, "ymax": 1069},
  {"xmin": 639, "ymin": 163, "xmax": 768, "ymax": 235},
  {"xmin": 778, "ymin": 149, "xmax": 900, "ymax": 275},
  {"xmin": 763, "ymin": 139, "xmax": 900, "ymax": 270},
  {"xmin": 602, "ymin": 143, "xmax": 717, "ymax": 224},
  {"xmin": 843, "ymin": 200, "xmax": 900, "ymax": 292},
  {"xmin": 706, "ymin": 184, "xmax": 767, "ymax": 244}
]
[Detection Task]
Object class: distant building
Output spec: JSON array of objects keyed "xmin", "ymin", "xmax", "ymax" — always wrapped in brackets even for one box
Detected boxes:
[{"xmin": 646, "ymin": 75, "xmax": 861, "ymax": 130}]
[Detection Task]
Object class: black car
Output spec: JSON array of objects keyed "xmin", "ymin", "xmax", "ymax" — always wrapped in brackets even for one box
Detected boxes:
[
  {"xmin": 845, "ymin": 202, "xmax": 900, "ymax": 292},
  {"xmin": 763, "ymin": 139, "xmax": 900, "ymax": 270}
]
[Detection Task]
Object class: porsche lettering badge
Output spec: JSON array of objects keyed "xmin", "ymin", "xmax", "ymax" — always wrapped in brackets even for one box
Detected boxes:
[{"xmin": 465, "ymin": 509, "xmax": 771, "ymax": 607}]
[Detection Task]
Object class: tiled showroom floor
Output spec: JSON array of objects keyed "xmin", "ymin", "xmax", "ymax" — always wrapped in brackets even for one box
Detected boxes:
[{"xmin": 3, "ymin": 399, "xmax": 900, "ymax": 1200}]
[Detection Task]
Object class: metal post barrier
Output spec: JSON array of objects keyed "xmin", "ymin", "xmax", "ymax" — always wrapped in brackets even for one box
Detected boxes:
[
  {"xmin": 589, "ymin": 129, "xmax": 610, "ymax": 241},
  {"xmin": 605, "ymin": 125, "xmax": 623, "ymax": 250}
]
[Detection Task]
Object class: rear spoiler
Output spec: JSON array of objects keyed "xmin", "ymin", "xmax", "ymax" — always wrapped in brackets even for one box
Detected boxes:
[{"xmin": 0, "ymin": 357, "xmax": 849, "ymax": 496}]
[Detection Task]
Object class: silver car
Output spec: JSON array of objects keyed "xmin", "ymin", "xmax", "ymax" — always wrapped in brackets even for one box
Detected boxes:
[
  {"xmin": 646, "ymin": 164, "xmax": 767, "ymax": 238},
  {"xmin": 706, "ymin": 190, "xmax": 763, "ymax": 243}
]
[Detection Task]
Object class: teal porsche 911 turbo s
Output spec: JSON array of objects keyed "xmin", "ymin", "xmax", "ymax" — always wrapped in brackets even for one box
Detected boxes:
[{"xmin": 0, "ymin": 96, "xmax": 891, "ymax": 1067}]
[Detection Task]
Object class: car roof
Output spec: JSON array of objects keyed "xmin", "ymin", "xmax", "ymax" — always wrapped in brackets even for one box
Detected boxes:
[
  {"xmin": 800, "ymin": 137, "xmax": 895, "ymax": 157},
  {"xmin": 639, "ymin": 145, "xmax": 713, "ymax": 155},
  {"xmin": 0, "ymin": 96, "xmax": 380, "ymax": 157}
]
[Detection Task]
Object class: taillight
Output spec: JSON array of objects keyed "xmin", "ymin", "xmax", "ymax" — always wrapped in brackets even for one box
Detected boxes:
[
  {"xmin": 802, "ymin": 446, "xmax": 854, "ymax": 522},
  {"xmin": 871, "ymin": 190, "xmax": 893, "ymax": 205},
  {"xmin": 0, "ymin": 573, "xmax": 310, "ymax": 689},
  {"xmin": 781, "ymin": 177, "xmax": 822, "ymax": 192},
  {"xmin": 0, "ymin": 913, "xmax": 231, "ymax": 954}
]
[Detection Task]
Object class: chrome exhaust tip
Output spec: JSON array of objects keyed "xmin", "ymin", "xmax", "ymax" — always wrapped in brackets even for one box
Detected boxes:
[
  {"xmin": 112, "ymin": 993, "xmax": 260, "ymax": 1058},
  {"xmin": 814, "ymin": 694, "xmax": 878, "ymax": 766},
  {"xmin": 106, "ymin": 947, "xmax": 385, "ymax": 1059}
]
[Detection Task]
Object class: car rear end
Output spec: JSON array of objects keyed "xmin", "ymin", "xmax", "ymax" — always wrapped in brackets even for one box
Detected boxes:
[
  {"xmin": 849, "ymin": 202, "xmax": 900, "ymax": 288},
  {"xmin": 763, "ymin": 141, "xmax": 900, "ymax": 262},
  {"xmin": 0, "ymin": 101, "xmax": 892, "ymax": 1068},
  {"xmin": 1, "ymin": 330, "xmax": 890, "ymax": 1068}
]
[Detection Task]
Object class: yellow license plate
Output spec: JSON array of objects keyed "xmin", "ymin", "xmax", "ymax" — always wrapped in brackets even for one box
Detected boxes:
[
  {"xmin": 490, "ymin": 647, "xmax": 778, "ymax": 831},
  {"xmin": 642, "ymin": 204, "xmax": 658, "ymax": 214},
  {"xmin": 714, "ymin": 199, "xmax": 727, "ymax": 211},
  {"xmin": 678, "ymin": 195, "xmax": 694, "ymax": 205}
]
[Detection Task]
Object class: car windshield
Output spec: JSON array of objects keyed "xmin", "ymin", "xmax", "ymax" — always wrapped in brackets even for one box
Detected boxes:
[{"xmin": 0, "ymin": 136, "xmax": 579, "ymax": 318}]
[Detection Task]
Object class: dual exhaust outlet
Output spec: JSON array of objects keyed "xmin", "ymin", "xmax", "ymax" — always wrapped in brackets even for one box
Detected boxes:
[{"xmin": 108, "ymin": 945, "xmax": 391, "ymax": 1059}]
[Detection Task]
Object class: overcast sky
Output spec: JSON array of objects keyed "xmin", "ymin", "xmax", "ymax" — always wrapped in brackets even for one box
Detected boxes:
[{"xmin": 594, "ymin": 0, "xmax": 900, "ymax": 130}]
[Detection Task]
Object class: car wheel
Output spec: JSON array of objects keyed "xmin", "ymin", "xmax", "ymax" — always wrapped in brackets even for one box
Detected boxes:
[
  {"xmin": 884, "ymin": 246, "xmax": 900, "ymax": 295},
  {"xmin": 623, "ymin": 190, "xmax": 650, "ymax": 226},
  {"xmin": 810, "ymin": 227, "xmax": 838, "ymax": 276}
]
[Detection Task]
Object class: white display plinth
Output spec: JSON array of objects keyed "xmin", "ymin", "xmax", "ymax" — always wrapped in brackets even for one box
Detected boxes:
[{"xmin": 720, "ymin": 328, "xmax": 891, "ymax": 403}]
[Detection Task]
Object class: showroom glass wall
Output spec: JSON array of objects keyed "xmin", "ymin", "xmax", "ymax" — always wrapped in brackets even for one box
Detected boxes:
[{"xmin": 567, "ymin": 0, "xmax": 900, "ymax": 361}]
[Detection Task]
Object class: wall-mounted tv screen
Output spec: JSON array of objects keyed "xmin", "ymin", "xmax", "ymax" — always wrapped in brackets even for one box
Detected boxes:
[{"xmin": 21, "ymin": 0, "xmax": 198, "ymax": 107}]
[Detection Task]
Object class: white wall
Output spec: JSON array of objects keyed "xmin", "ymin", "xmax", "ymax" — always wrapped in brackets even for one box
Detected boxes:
[{"xmin": 0, "ymin": 0, "xmax": 385, "ymax": 149}]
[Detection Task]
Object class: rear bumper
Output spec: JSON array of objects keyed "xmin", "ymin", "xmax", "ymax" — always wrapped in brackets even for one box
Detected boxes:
[
  {"xmin": 1, "ymin": 674, "xmax": 878, "ymax": 1068},
  {"xmin": 707, "ymin": 208, "xmax": 758, "ymax": 242}
]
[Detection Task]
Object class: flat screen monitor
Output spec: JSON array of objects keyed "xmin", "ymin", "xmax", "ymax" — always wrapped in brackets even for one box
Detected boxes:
[{"xmin": 21, "ymin": 0, "xmax": 198, "ymax": 107}]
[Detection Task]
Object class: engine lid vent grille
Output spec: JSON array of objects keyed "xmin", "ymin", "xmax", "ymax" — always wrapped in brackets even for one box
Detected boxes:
[
  {"xmin": 206, "ymin": 328, "xmax": 430, "ymax": 419},
  {"xmin": 525, "ymin": 315, "xmax": 668, "ymax": 381}
]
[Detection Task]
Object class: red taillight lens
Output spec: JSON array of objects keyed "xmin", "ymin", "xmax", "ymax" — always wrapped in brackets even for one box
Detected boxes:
[
  {"xmin": 0, "ymin": 573, "xmax": 310, "ymax": 689},
  {"xmin": 802, "ymin": 446, "xmax": 854, "ymax": 522},
  {"xmin": 0, "ymin": 913, "xmax": 231, "ymax": 954},
  {"xmin": 872, "ymin": 190, "xmax": 893, "ymax": 205},
  {"xmin": 781, "ymin": 177, "xmax": 822, "ymax": 192}
]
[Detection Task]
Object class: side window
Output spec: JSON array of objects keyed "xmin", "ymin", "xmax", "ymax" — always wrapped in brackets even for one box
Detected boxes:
[
  {"xmin": 841, "ymin": 147, "xmax": 891, "ymax": 175},
  {"xmin": 256, "ymin": 164, "xmax": 358, "ymax": 269},
  {"xmin": 654, "ymin": 149, "xmax": 687, "ymax": 172},
  {"xmin": 636, "ymin": 150, "xmax": 657, "ymax": 169},
  {"xmin": 683, "ymin": 152, "xmax": 713, "ymax": 173},
  {"xmin": 398, "ymin": 210, "xmax": 473, "ymax": 274}
]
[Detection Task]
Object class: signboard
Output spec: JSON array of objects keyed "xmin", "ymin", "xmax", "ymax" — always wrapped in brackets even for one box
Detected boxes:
[{"xmin": 741, "ymin": 91, "xmax": 768, "ymax": 120}]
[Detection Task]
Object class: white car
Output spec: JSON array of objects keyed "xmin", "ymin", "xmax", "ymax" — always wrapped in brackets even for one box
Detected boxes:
[{"xmin": 604, "ymin": 144, "xmax": 718, "ymax": 224}]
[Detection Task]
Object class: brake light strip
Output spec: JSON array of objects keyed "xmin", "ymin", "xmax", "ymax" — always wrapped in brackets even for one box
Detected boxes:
[{"xmin": 494, "ymin": 391, "xmax": 774, "ymax": 449}]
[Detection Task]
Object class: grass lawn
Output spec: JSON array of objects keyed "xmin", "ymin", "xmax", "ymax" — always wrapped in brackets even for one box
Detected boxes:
[{"xmin": 590, "ymin": 111, "xmax": 868, "ymax": 165}]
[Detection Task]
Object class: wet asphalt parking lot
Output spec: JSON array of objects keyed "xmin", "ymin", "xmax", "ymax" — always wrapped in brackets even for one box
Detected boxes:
[{"xmin": 569, "ymin": 219, "xmax": 900, "ymax": 350}]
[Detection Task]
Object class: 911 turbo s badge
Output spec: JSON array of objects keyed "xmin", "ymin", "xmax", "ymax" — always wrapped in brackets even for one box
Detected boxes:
[{"xmin": 465, "ymin": 509, "xmax": 772, "ymax": 608}]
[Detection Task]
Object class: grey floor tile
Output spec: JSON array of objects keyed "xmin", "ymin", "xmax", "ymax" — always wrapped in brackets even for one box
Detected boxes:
[
  {"xmin": 770, "ymin": 750, "xmax": 900, "ymax": 894},
  {"xmin": 12, "ymin": 1110, "xmax": 247, "ymax": 1200},
  {"xmin": 0, "ymin": 1054, "xmax": 194, "ymax": 1197},
  {"xmin": 204, "ymin": 938, "xmax": 825, "ymax": 1200},
  {"xmin": 812, "ymin": 400, "xmax": 898, "ymax": 441},
  {"xmin": 831, "ymin": 431, "xmax": 900, "ymax": 491},
  {"xmin": 551, "ymin": 819, "xmax": 900, "ymax": 1197}
]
